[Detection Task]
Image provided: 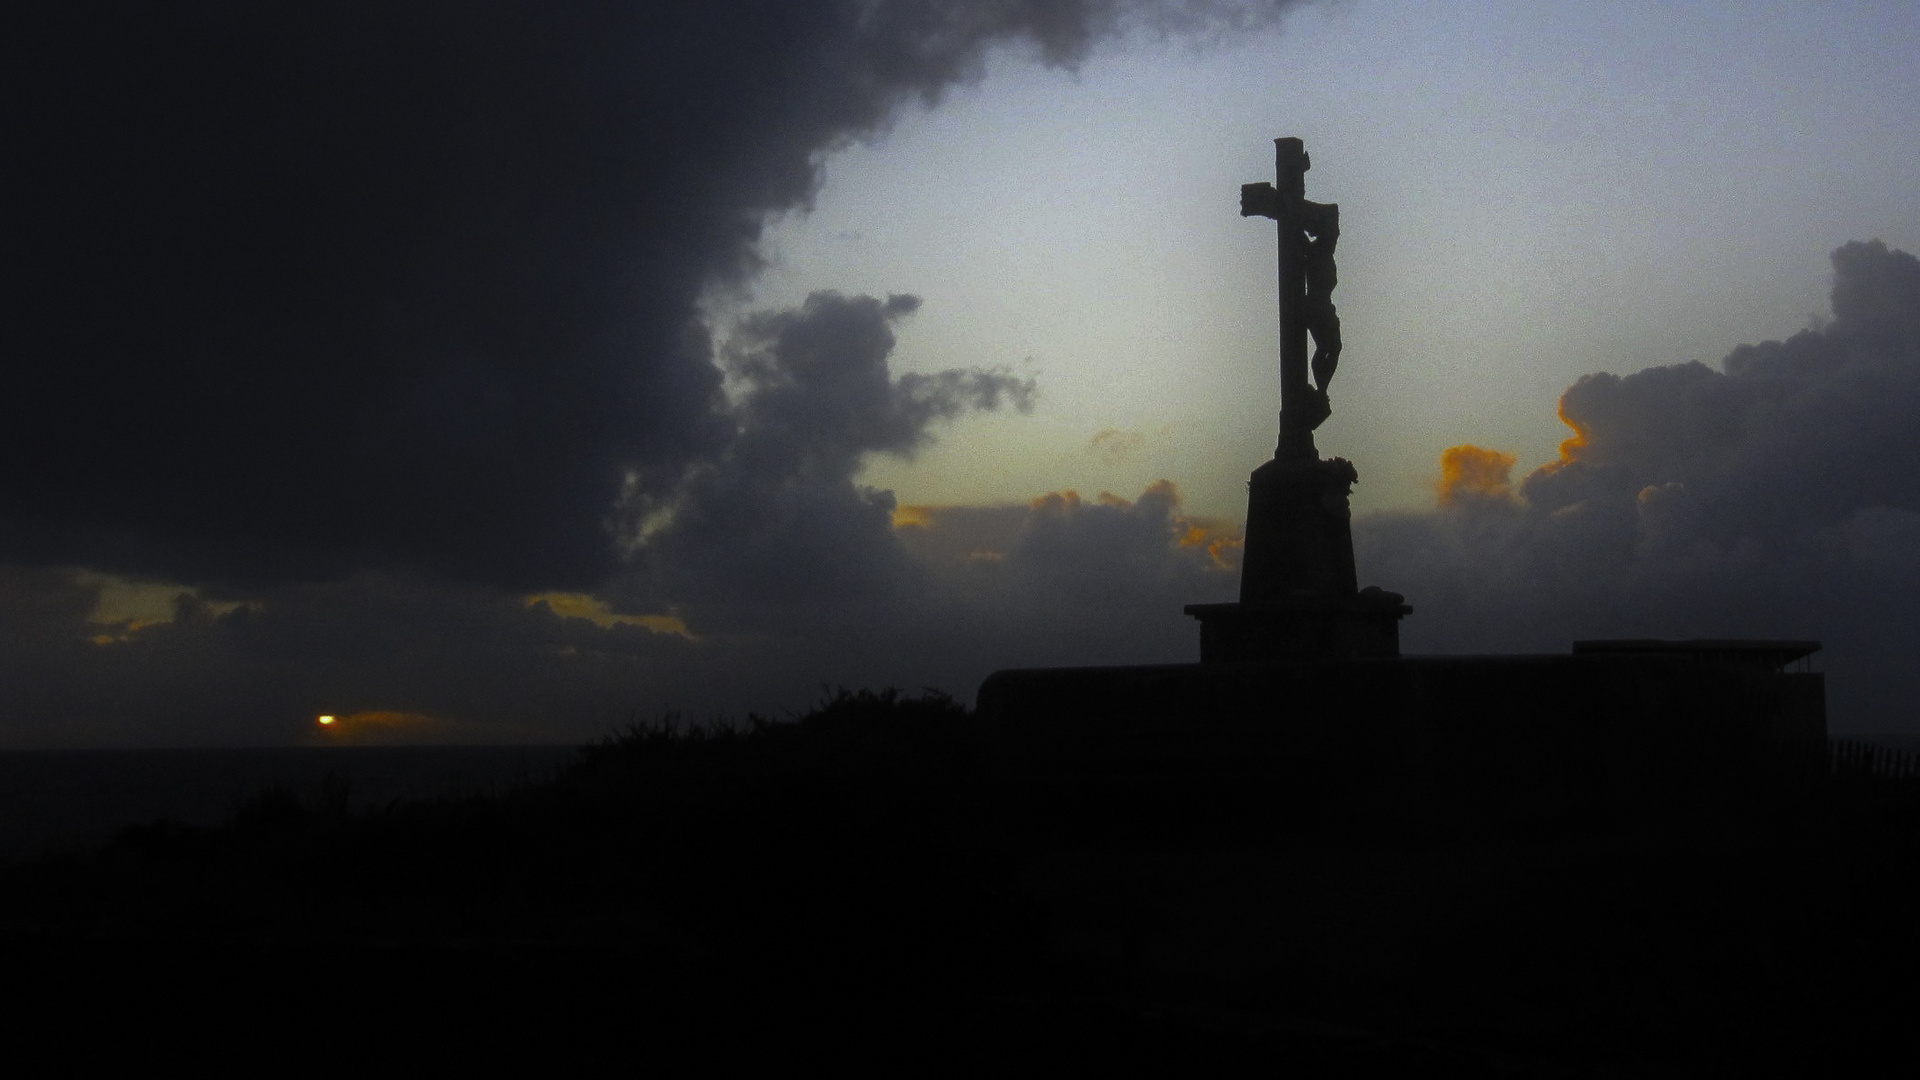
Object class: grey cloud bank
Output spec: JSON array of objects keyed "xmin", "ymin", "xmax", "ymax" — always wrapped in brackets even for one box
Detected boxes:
[{"xmin": 1363, "ymin": 241, "xmax": 1920, "ymax": 733}]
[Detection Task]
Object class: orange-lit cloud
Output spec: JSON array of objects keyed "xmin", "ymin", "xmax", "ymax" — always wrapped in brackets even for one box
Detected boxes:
[
  {"xmin": 1555, "ymin": 396, "xmax": 1592, "ymax": 463},
  {"xmin": 1177, "ymin": 515, "xmax": 1244, "ymax": 570},
  {"xmin": 894, "ymin": 503, "xmax": 1018, "ymax": 562},
  {"xmin": 526, "ymin": 593, "xmax": 694, "ymax": 638},
  {"xmin": 890, "ymin": 503, "xmax": 1027, "ymax": 564},
  {"xmin": 890, "ymin": 504, "xmax": 935, "ymax": 530},
  {"xmin": 1437, "ymin": 444, "xmax": 1519, "ymax": 506},
  {"xmin": 1029, "ymin": 485, "xmax": 1177, "ymax": 513},
  {"xmin": 899, "ymin": 480, "xmax": 1241, "ymax": 571}
]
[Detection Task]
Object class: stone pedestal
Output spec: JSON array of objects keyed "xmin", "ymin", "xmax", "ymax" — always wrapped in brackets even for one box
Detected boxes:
[
  {"xmin": 1239, "ymin": 456, "xmax": 1359, "ymax": 602},
  {"xmin": 1186, "ymin": 455, "xmax": 1410, "ymax": 662},
  {"xmin": 1186, "ymin": 591, "xmax": 1410, "ymax": 662}
]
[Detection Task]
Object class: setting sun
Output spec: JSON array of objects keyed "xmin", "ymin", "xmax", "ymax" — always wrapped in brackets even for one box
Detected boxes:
[{"xmin": 317, "ymin": 715, "xmax": 336, "ymax": 726}]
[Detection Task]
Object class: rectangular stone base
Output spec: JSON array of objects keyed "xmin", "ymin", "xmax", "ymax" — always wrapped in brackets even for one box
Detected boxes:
[{"xmin": 1185, "ymin": 595, "xmax": 1411, "ymax": 662}]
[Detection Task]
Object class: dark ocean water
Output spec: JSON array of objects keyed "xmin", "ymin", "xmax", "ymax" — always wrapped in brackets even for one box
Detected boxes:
[{"xmin": 0, "ymin": 745, "xmax": 582, "ymax": 860}]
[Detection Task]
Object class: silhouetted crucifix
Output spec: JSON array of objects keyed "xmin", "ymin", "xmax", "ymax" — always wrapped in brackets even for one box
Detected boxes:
[{"xmin": 1242, "ymin": 137, "xmax": 1340, "ymax": 461}]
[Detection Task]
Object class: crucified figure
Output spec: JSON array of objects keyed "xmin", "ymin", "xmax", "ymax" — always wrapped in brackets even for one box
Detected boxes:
[
  {"xmin": 1241, "ymin": 138, "xmax": 1344, "ymax": 454},
  {"xmin": 1298, "ymin": 201, "xmax": 1341, "ymax": 421}
]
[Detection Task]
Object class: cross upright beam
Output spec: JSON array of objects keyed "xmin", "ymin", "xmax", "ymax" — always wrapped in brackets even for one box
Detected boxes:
[{"xmin": 1241, "ymin": 137, "xmax": 1335, "ymax": 460}]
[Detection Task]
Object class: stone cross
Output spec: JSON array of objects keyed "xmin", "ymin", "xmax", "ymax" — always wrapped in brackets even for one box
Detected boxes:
[
  {"xmin": 1184, "ymin": 137, "xmax": 1405, "ymax": 660},
  {"xmin": 1241, "ymin": 137, "xmax": 1340, "ymax": 461}
]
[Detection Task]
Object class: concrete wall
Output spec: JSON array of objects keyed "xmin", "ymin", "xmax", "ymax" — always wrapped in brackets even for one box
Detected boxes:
[{"xmin": 975, "ymin": 652, "xmax": 1827, "ymax": 840}]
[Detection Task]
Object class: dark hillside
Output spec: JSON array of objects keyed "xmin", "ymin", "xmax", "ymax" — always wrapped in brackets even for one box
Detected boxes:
[{"xmin": 5, "ymin": 690, "xmax": 1918, "ymax": 1073}]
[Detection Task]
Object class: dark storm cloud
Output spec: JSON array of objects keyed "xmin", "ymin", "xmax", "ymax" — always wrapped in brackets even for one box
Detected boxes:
[
  {"xmin": 725, "ymin": 293, "xmax": 1035, "ymax": 476},
  {"xmin": 619, "ymin": 290, "xmax": 1033, "ymax": 626},
  {"xmin": 3, "ymin": 1, "xmax": 1299, "ymax": 593},
  {"xmin": 1357, "ymin": 241, "xmax": 1920, "ymax": 732},
  {"xmin": 1522, "ymin": 243, "xmax": 1920, "ymax": 539},
  {"xmin": 0, "ymin": 1, "xmax": 1313, "ymax": 747}
]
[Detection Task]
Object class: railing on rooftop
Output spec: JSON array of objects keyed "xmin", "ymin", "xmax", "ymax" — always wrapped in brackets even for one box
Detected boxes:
[{"xmin": 1831, "ymin": 738, "xmax": 1920, "ymax": 781}]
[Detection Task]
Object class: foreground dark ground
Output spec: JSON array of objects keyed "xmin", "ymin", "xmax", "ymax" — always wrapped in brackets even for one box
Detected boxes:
[{"xmin": 4, "ymin": 691, "xmax": 1916, "ymax": 1074}]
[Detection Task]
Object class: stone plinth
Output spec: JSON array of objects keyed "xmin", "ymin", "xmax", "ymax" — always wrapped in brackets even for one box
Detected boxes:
[
  {"xmin": 1186, "ymin": 590, "xmax": 1411, "ymax": 663},
  {"xmin": 1186, "ymin": 454, "xmax": 1409, "ymax": 662}
]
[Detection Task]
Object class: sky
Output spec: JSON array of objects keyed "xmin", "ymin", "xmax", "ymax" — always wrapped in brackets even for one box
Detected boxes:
[{"xmin": 4, "ymin": 1, "xmax": 1919, "ymax": 747}]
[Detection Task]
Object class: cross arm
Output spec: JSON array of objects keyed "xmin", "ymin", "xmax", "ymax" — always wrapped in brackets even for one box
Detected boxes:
[{"xmin": 1240, "ymin": 182, "xmax": 1282, "ymax": 220}]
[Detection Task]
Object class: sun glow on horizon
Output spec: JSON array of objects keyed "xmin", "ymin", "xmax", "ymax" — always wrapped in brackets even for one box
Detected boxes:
[{"xmin": 311, "ymin": 710, "xmax": 451, "ymax": 743}]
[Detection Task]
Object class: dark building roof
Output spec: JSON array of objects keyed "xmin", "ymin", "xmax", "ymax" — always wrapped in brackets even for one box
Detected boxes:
[{"xmin": 1572, "ymin": 639, "xmax": 1821, "ymax": 671}]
